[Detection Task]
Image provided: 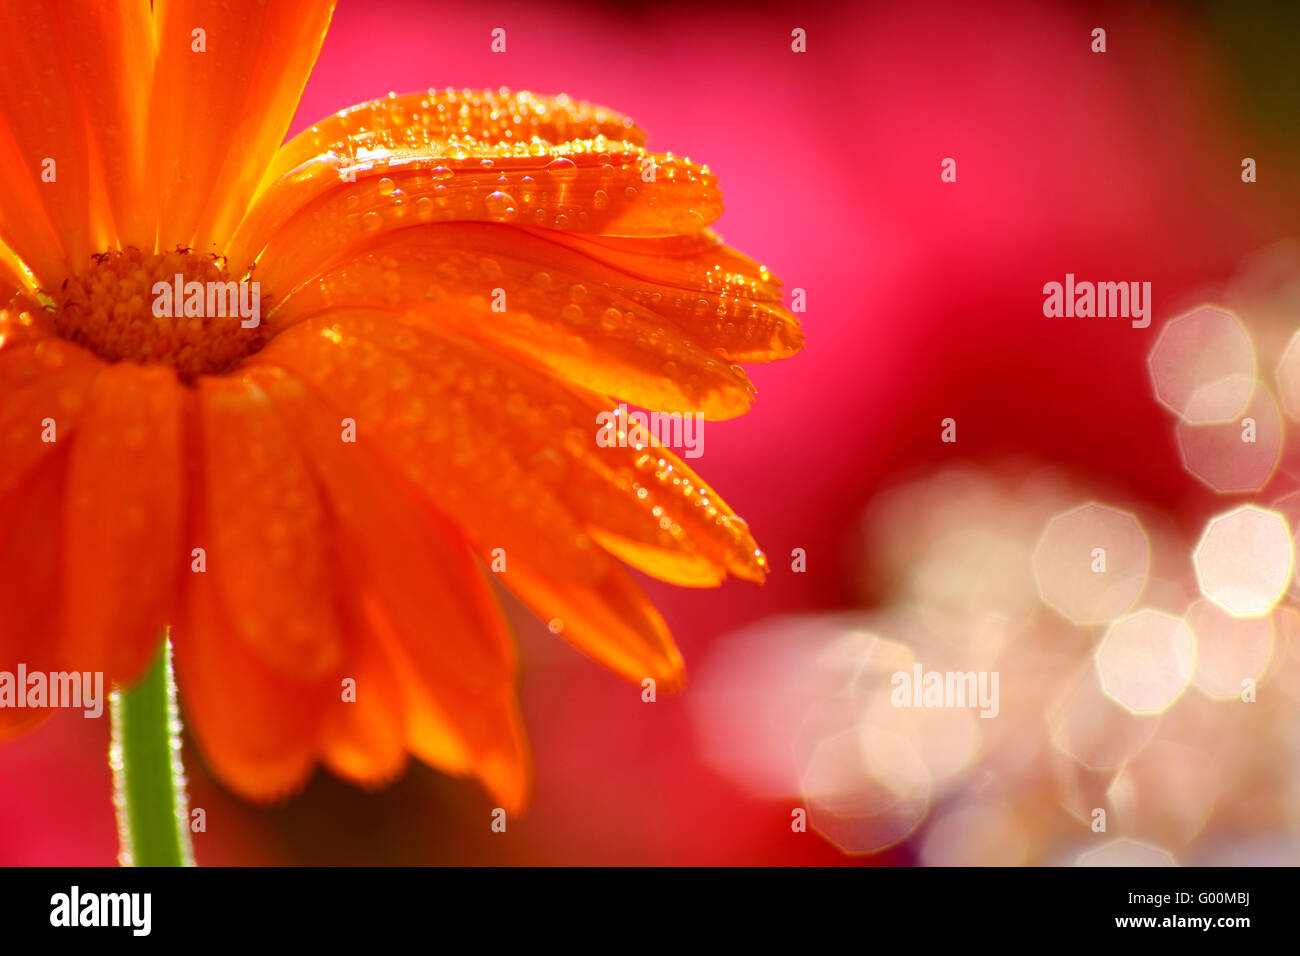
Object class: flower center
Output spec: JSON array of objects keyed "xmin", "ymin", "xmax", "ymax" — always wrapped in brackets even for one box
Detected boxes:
[{"xmin": 51, "ymin": 249, "xmax": 271, "ymax": 382}]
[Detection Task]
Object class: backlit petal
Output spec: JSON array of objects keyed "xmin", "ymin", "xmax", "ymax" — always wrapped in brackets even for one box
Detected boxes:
[
  {"xmin": 60, "ymin": 362, "xmax": 183, "ymax": 682},
  {"xmin": 175, "ymin": 567, "xmax": 328, "ymax": 800},
  {"xmin": 0, "ymin": 450, "xmax": 66, "ymax": 739},
  {"xmin": 0, "ymin": 4, "xmax": 91, "ymax": 284},
  {"xmin": 229, "ymin": 88, "xmax": 647, "ymax": 271},
  {"xmin": 275, "ymin": 226, "xmax": 758, "ymax": 418},
  {"xmin": 52, "ymin": 0, "xmax": 155, "ymax": 249},
  {"xmin": 0, "ymin": 332, "xmax": 102, "ymax": 501},
  {"xmin": 148, "ymin": 0, "xmax": 335, "ymax": 252},
  {"xmin": 194, "ymin": 373, "xmax": 346, "ymax": 680},
  {"xmin": 260, "ymin": 310, "xmax": 767, "ymax": 585},
  {"xmin": 253, "ymin": 364, "xmax": 527, "ymax": 808}
]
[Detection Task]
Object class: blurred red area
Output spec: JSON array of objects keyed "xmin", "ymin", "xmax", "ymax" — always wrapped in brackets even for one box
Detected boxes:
[{"xmin": 3, "ymin": 0, "xmax": 1295, "ymax": 865}]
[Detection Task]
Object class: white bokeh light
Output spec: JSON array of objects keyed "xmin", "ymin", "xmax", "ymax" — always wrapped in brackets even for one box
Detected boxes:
[
  {"xmin": 1032, "ymin": 503, "xmax": 1150, "ymax": 625},
  {"xmin": 1193, "ymin": 506, "xmax": 1293, "ymax": 617},
  {"xmin": 1095, "ymin": 609, "xmax": 1196, "ymax": 715},
  {"xmin": 1148, "ymin": 305, "xmax": 1255, "ymax": 423}
]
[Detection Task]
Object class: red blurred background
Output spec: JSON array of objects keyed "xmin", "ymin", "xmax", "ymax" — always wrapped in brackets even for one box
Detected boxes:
[{"xmin": 4, "ymin": 0, "xmax": 1299, "ymax": 865}]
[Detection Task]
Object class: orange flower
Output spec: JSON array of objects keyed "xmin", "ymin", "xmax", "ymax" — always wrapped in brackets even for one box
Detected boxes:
[{"xmin": 0, "ymin": 0, "xmax": 801, "ymax": 810}]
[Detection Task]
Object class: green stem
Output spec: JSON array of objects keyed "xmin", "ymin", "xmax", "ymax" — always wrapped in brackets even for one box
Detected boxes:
[{"xmin": 109, "ymin": 634, "xmax": 195, "ymax": 867}]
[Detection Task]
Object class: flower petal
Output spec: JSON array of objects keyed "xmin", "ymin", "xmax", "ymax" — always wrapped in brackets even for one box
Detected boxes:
[
  {"xmin": 0, "ymin": 449, "xmax": 67, "ymax": 739},
  {"xmin": 507, "ymin": 559, "xmax": 686, "ymax": 691},
  {"xmin": 148, "ymin": 0, "xmax": 335, "ymax": 252},
  {"xmin": 317, "ymin": 607, "xmax": 408, "ymax": 789},
  {"xmin": 194, "ymin": 373, "xmax": 346, "ymax": 681},
  {"xmin": 275, "ymin": 225, "xmax": 757, "ymax": 418},
  {"xmin": 175, "ymin": 566, "xmax": 328, "ymax": 801},
  {"xmin": 229, "ymin": 88, "xmax": 647, "ymax": 271},
  {"xmin": 52, "ymin": 0, "xmax": 155, "ymax": 250},
  {"xmin": 228, "ymin": 90, "xmax": 717, "ymax": 293},
  {"xmin": 60, "ymin": 362, "xmax": 183, "ymax": 682},
  {"xmin": 0, "ymin": 3, "xmax": 93, "ymax": 284},
  {"xmin": 364, "ymin": 597, "xmax": 529, "ymax": 813},
  {"xmin": 258, "ymin": 310, "xmax": 767, "ymax": 585},
  {"xmin": 0, "ymin": 244, "xmax": 33, "ymax": 297},
  {"xmin": 533, "ymin": 228, "xmax": 802, "ymax": 362},
  {"xmin": 250, "ymin": 312, "xmax": 758, "ymax": 685},
  {"xmin": 0, "ymin": 330, "xmax": 103, "ymax": 502},
  {"xmin": 252, "ymin": 363, "xmax": 528, "ymax": 809},
  {"xmin": 239, "ymin": 135, "xmax": 719, "ymax": 293},
  {"xmin": 252, "ymin": 315, "xmax": 605, "ymax": 582},
  {"xmin": 264, "ymin": 88, "xmax": 647, "ymax": 183}
]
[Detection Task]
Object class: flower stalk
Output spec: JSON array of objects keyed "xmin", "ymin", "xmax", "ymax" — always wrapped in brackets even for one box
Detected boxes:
[{"xmin": 109, "ymin": 634, "xmax": 195, "ymax": 867}]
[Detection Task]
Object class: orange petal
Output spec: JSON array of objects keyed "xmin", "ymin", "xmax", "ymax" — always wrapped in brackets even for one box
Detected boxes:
[
  {"xmin": 248, "ymin": 365, "xmax": 513, "ymax": 684},
  {"xmin": 193, "ymin": 373, "xmax": 346, "ymax": 681},
  {"xmin": 262, "ymin": 88, "xmax": 646, "ymax": 187},
  {"xmin": 365, "ymin": 595, "xmax": 529, "ymax": 813},
  {"xmin": 60, "ymin": 362, "xmax": 184, "ymax": 683},
  {"xmin": 0, "ymin": 4, "xmax": 89, "ymax": 285},
  {"xmin": 506, "ymin": 558, "xmax": 686, "ymax": 692},
  {"xmin": 251, "ymin": 315, "xmax": 710, "ymax": 687},
  {"xmin": 533, "ymin": 228, "xmax": 803, "ymax": 362},
  {"xmin": 251, "ymin": 364, "xmax": 528, "ymax": 809},
  {"xmin": 318, "ymin": 604, "xmax": 408, "ymax": 788},
  {"xmin": 260, "ymin": 310, "xmax": 767, "ymax": 586},
  {"xmin": 0, "ymin": 292, "xmax": 54, "ymax": 348},
  {"xmin": 148, "ymin": 0, "xmax": 335, "ymax": 253},
  {"xmin": 0, "ymin": 243, "xmax": 36, "ymax": 297},
  {"xmin": 274, "ymin": 225, "xmax": 757, "ymax": 418},
  {"xmin": 0, "ymin": 448, "xmax": 68, "ymax": 739},
  {"xmin": 245, "ymin": 141, "xmax": 720, "ymax": 296},
  {"xmin": 0, "ymin": 333, "xmax": 103, "ymax": 502},
  {"xmin": 52, "ymin": 0, "xmax": 155, "ymax": 250},
  {"xmin": 229, "ymin": 88, "xmax": 647, "ymax": 272},
  {"xmin": 0, "ymin": 116, "xmax": 66, "ymax": 288},
  {"xmin": 577, "ymin": 229, "xmax": 783, "ymax": 298},
  {"xmin": 252, "ymin": 314, "xmax": 607, "ymax": 583},
  {"xmin": 174, "ymin": 565, "xmax": 328, "ymax": 801}
]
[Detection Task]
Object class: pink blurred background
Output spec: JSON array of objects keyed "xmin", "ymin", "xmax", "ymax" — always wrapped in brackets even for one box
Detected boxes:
[{"xmin": 4, "ymin": 0, "xmax": 1299, "ymax": 864}]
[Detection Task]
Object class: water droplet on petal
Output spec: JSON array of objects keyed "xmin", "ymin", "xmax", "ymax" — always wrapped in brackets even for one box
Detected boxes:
[
  {"xmin": 545, "ymin": 156, "xmax": 579, "ymax": 180},
  {"xmin": 485, "ymin": 190, "xmax": 519, "ymax": 222}
]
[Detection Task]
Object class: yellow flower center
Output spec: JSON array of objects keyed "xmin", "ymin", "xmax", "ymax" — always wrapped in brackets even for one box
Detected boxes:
[{"xmin": 51, "ymin": 249, "xmax": 272, "ymax": 383}]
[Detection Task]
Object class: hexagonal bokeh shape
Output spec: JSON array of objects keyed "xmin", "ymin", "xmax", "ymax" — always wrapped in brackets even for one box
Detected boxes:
[
  {"xmin": 1148, "ymin": 305, "xmax": 1255, "ymax": 423},
  {"xmin": 1176, "ymin": 383, "xmax": 1282, "ymax": 493},
  {"xmin": 1095, "ymin": 609, "xmax": 1195, "ymax": 715},
  {"xmin": 1185, "ymin": 598, "xmax": 1274, "ymax": 700},
  {"xmin": 800, "ymin": 726, "xmax": 931, "ymax": 854},
  {"xmin": 1032, "ymin": 503, "xmax": 1150, "ymax": 625},
  {"xmin": 1194, "ymin": 506, "xmax": 1293, "ymax": 617},
  {"xmin": 1275, "ymin": 329, "xmax": 1300, "ymax": 423}
]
